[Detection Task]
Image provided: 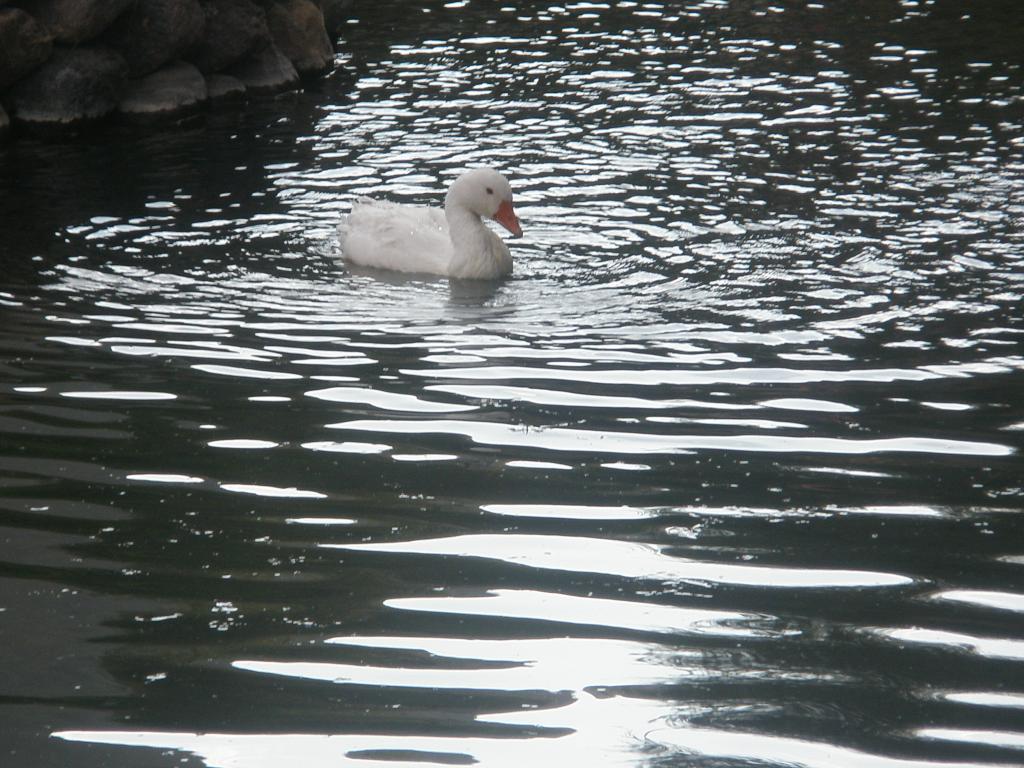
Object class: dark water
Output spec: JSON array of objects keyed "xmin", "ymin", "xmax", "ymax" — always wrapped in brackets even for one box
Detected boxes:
[{"xmin": 3, "ymin": 2, "xmax": 1024, "ymax": 766}]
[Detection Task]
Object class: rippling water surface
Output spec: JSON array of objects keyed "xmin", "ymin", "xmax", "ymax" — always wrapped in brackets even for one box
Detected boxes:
[{"xmin": 3, "ymin": 2, "xmax": 1024, "ymax": 766}]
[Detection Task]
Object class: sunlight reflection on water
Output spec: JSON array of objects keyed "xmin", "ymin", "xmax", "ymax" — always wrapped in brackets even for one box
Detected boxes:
[{"xmin": 3, "ymin": 0, "xmax": 1024, "ymax": 766}]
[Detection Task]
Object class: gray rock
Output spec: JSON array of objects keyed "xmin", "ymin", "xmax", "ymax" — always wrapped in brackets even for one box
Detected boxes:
[
  {"xmin": 317, "ymin": 0, "xmax": 353, "ymax": 41},
  {"xmin": 9, "ymin": 46, "xmax": 128, "ymax": 129},
  {"xmin": 187, "ymin": 0, "xmax": 269, "ymax": 74},
  {"xmin": 0, "ymin": 8, "xmax": 53, "ymax": 90},
  {"xmin": 266, "ymin": 0, "xmax": 333, "ymax": 75},
  {"xmin": 119, "ymin": 60, "xmax": 208, "ymax": 118},
  {"xmin": 227, "ymin": 43, "xmax": 298, "ymax": 94},
  {"xmin": 105, "ymin": 0, "xmax": 205, "ymax": 76},
  {"xmin": 22, "ymin": 0, "xmax": 134, "ymax": 45},
  {"xmin": 206, "ymin": 73, "xmax": 246, "ymax": 101}
]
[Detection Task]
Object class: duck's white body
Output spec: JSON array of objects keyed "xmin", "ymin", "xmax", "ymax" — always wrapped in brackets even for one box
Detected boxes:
[{"xmin": 339, "ymin": 168, "xmax": 522, "ymax": 280}]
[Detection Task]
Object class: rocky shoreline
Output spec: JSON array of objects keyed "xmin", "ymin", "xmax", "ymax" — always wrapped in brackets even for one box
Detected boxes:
[{"xmin": 0, "ymin": 0, "xmax": 352, "ymax": 142}]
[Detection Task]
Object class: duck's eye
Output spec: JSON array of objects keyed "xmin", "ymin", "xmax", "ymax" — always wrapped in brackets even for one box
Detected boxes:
[{"xmin": 486, "ymin": 187, "xmax": 494, "ymax": 195}]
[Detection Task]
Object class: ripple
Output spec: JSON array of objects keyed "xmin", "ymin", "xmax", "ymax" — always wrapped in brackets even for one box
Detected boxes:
[
  {"xmin": 761, "ymin": 398, "xmax": 859, "ymax": 413},
  {"xmin": 504, "ymin": 460, "xmax": 573, "ymax": 470},
  {"xmin": 832, "ymin": 505, "xmax": 945, "ymax": 518},
  {"xmin": 219, "ymin": 483, "xmax": 327, "ymax": 499},
  {"xmin": 306, "ymin": 385, "xmax": 476, "ymax": 413},
  {"xmin": 931, "ymin": 589, "xmax": 1024, "ymax": 613},
  {"xmin": 402, "ymin": 364, "xmax": 945, "ymax": 387},
  {"xmin": 53, "ymin": 694, "xmax": 669, "ymax": 768},
  {"xmin": 648, "ymin": 725, "xmax": 990, "ymax": 768},
  {"xmin": 426, "ymin": 383, "xmax": 749, "ymax": 411},
  {"xmin": 384, "ymin": 588, "xmax": 783, "ymax": 638},
  {"xmin": 328, "ymin": 533, "xmax": 913, "ymax": 588},
  {"xmin": 391, "ymin": 453, "xmax": 459, "ymax": 462},
  {"xmin": 917, "ymin": 729, "xmax": 1024, "ymax": 750},
  {"xmin": 10, "ymin": 1, "xmax": 1024, "ymax": 765},
  {"xmin": 60, "ymin": 390, "xmax": 177, "ymax": 401},
  {"xmin": 126, "ymin": 473, "xmax": 204, "ymax": 484},
  {"xmin": 192, "ymin": 364, "xmax": 303, "ymax": 380},
  {"xmin": 208, "ymin": 439, "xmax": 279, "ymax": 449},
  {"xmin": 329, "ymin": 418, "xmax": 1012, "ymax": 457},
  {"xmin": 482, "ymin": 504, "xmax": 652, "ymax": 520},
  {"xmin": 871, "ymin": 627, "xmax": 1024, "ymax": 661},
  {"xmin": 287, "ymin": 517, "xmax": 356, "ymax": 526},
  {"xmin": 943, "ymin": 692, "xmax": 1024, "ymax": 710},
  {"xmin": 301, "ymin": 440, "xmax": 392, "ymax": 454},
  {"xmin": 240, "ymin": 635, "xmax": 693, "ymax": 691}
]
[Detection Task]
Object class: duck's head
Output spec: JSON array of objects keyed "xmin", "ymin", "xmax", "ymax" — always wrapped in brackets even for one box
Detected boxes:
[{"xmin": 446, "ymin": 168, "xmax": 523, "ymax": 238}]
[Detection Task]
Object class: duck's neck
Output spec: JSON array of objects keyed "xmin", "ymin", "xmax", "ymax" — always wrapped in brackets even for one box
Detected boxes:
[{"xmin": 445, "ymin": 203, "xmax": 500, "ymax": 279}]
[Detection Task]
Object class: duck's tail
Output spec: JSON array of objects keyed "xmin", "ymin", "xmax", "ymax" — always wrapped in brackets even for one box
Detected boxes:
[{"xmin": 337, "ymin": 198, "xmax": 374, "ymax": 253}]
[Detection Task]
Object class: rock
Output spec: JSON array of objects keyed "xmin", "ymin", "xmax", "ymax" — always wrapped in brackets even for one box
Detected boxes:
[
  {"xmin": 22, "ymin": 0, "xmax": 134, "ymax": 45},
  {"xmin": 265, "ymin": 0, "xmax": 333, "ymax": 75},
  {"xmin": 104, "ymin": 0, "xmax": 205, "ymax": 77},
  {"xmin": 0, "ymin": 8, "xmax": 53, "ymax": 90},
  {"xmin": 119, "ymin": 60, "xmax": 207, "ymax": 118},
  {"xmin": 316, "ymin": 0, "xmax": 353, "ymax": 41},
  {"xmin": 206, "ymin": 73, "xmax": 246, "ymax": 100},
  {"xmin": 0, "ymin": 103, "xmax": 9, "ymax": 142},
  {"xmin": 227, "ymin": 43, "xmax": 298, "ymax": 94},
  {"xmin": 9, "ymin": 46, "xmax": 128, "ymax": 129},
  {"xmin": 187, "ymin": 0, "xmax": 269, "ymax": 74}
]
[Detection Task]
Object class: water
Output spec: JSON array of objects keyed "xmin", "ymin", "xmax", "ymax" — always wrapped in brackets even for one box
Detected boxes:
[{"xmin": 2, "ymin": 1, "xmax": 1024, "ymax": 766}]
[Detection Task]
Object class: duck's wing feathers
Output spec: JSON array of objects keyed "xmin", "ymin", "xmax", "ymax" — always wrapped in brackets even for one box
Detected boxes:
[{"xmin": 339, "ymin": 200, "xmax": 453, "ymax": 276}]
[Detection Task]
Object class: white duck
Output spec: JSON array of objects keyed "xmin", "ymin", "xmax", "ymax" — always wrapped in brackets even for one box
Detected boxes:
[{"xmin": 339, "ymin": 168, "xmax": 523, "ymax": 280}]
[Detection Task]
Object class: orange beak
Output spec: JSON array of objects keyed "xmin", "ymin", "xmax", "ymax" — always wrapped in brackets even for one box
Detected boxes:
[{"xmin": 492, "ymin": 199, "xmax": 522, "ymax": 238}]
